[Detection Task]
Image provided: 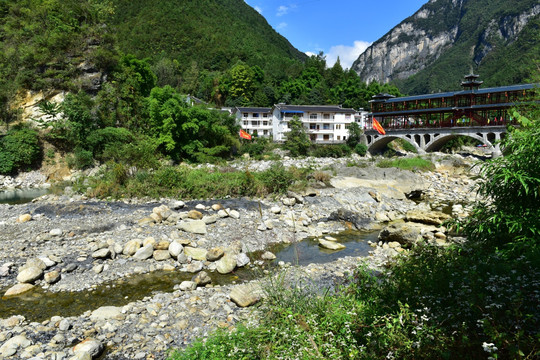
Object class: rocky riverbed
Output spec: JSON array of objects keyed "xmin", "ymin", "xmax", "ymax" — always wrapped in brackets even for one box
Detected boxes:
[{"xmin": 0, "ymin": 153, "xmax": 481, "ymax": 359}]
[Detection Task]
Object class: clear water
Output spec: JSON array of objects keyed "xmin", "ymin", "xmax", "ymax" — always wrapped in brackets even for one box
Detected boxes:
[
  {"xmin": 0, "ymin": 188, "xmax": 50, "ymax": 205},
  {"xmin": 0, "ymin": 230, "xmax": 377, "ymax": 322}
]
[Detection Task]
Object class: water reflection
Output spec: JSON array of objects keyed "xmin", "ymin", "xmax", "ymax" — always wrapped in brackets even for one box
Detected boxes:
[{"xmin": 0, "ymin": 188, "xmax": 50, "ymax": 205}]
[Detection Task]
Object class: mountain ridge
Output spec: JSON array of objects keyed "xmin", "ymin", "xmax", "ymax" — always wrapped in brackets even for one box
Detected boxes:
[{"xmin": 352, "ymin": 0, "xmax": 540, "ymax": 94}]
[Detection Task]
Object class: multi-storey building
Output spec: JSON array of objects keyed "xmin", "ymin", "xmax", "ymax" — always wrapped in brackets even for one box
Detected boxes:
[
  {"xmin": 234, "ymin": 104, "xmax": 363, "ymax": 143},
  {"xmin": 272, "ymin": 104, "xmax": 358, "ymax": 143},
  {"xmin": 234, "ymin": 107, "xmax": 273, "ymax": 138}
]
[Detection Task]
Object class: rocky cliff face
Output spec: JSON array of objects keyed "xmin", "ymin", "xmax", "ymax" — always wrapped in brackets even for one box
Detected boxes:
[{"xmin": 352, "ymin": 0, "xmax": 540, "ymax": 87}]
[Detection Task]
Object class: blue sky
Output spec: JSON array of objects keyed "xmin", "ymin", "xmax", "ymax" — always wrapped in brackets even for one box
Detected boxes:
[{"xmin": 244, "ymin": 0, "xmax": 428, "ymax": 69}]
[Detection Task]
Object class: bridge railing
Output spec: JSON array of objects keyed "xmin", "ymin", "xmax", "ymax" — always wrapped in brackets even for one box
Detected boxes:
[{"xmin": 366, "ymin": 118, "xmax": 515, "ymax": 132}]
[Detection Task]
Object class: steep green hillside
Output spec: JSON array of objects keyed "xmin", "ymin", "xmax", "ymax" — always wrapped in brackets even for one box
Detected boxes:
[
  {"xmin": 0, "ymin": 0, "xmax": 306, "ymax": 115},
  {"xmin": 110, "ymin": 0, "xmax": 306, "ymax": 77}
]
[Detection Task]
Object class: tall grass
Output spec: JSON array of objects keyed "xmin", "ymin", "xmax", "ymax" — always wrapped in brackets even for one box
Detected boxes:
[
  {"xmin": 168, "ymin": 243, "xmax": 540, "ymax": 360},
  {"xmin": 76, "ymin": 162, "xmax": 309, "ymax": 199},
  {"xmin": 376, "ymin": 156, "xmax": 434, "ymax": 171}
]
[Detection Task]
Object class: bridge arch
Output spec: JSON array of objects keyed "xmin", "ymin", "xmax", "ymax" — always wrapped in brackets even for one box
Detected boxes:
[
  {"xmin": 366, "ymin": 134, "xmax": 423, "ymax": 154},
  {"xmin": 364, "ymin": 127, "xmax": 506, "ymax": 155},
  {"xmin": 424, "ymin": 133, "xmax": 490, "ymax": 152}
]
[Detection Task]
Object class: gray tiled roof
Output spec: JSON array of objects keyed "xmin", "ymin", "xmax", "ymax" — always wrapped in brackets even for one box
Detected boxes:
[
  {"xmin": 274, "ymin": 104, "xmax": 357, "ymax": 114},
  {"xmin": 235, "ymin": 107, "xmax": 272, "ymax": 113}
]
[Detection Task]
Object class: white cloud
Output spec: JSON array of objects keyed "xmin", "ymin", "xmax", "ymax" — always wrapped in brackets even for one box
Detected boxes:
[
  {"xmin": 305, "ymin": 51, "xmax": 316, "ymax": 57},
  {"xmin": 325, "ymin": 40, "xmax": 371, "ymax": 69},
  {"xmin": 254, "ymin": 6, "xmax": 262, "ymax": 14},
  {"xmin": 277, "ymin": 5, "xmax": 289, "ymax": 16},
  {"xmin": 276, "ymin": 22, "xmax": 288, "ymax": 30}
]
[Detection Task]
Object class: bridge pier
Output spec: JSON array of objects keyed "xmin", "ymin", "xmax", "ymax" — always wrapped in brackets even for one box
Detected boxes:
[{"xmin": 491, "ymin": 143, "xmax": 502, "ymax": 158}]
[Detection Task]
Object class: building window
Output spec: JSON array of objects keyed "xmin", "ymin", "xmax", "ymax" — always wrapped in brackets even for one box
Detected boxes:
[
  {"xmin": 323, "ymin": 124, "xmax": 330, "ymax": 130},
  {"xmin": 310, "ymin": 114, "xmax": 318, "ymax": 120},
  {"xmin": 243, "ymin": 121, "xmax": 248, "ymax": 126},
  {"xmin": 336, "ymin": 124, "xmax": 341, "ymax": 130},
  {"xmin": 323, "ymin": 114, "xmax": 330, "ymax": 119},
  {"xmin": 323, "ymin": 134, "xmax": 330, "ymax": 141},
  {"xmin": 310, "ymin": 123, "xmax": 316, "ymax": 130},
  {"xmin": 263, "ymin": 130, "xmax": 268, "ymax": 135},
  {"xmin": 253, "ymin": 113, "xmax": 259, "ymax": 117},
  {"xmin": 263, "ymin": 121, "xmax": 268, "ymax": 126},
  {"xmin": 263, "ymin": 113, "xmax": 268, "ymax": 118},
  {"xmin": 345, "ymin": 114, "xmax": 351, "ymax": 120},
  {"xmin": 243, "ymin": 113, "xmax": 248, "ymax": 118},
  {"xmin": 337, "ymin": 136, "xmax": 341, "ymax": 140}
]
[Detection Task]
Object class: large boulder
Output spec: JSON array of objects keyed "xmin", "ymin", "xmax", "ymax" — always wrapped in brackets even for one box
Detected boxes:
[
  {"xmin": 132, "ymin": 244, "xmax": 154, "ymax": 260},
  {"xmin": 230, "ymin": 283, "xmax": 263, "ymax": 307},
  {"xmin": 123, "ymin": 239, "xmax": 141, "ymax": 256},
  {"xmin": 318, "ymin": 239, "xmax": 346, "ymax": 250},
  {"xmin": 177, "ymin": 220, "xmax": 207, "ymax": 235},
  {"xmin": 16, "ymin": 266, "xmax": 43, "ymax": 283},
  {"xmin": 90, "ymin": 306, "xmax": 123, "ymax": 321},
  {"xmin": 405, "ymin": 210, "xmax": 451, "ymax": 226},
  {"xmin": 73, "ymin": 338, "xmax": 104, "ymax": 358},
  {"xmin": 216, "ymin": 254, "xmax": 237, "ymax": 274},
  {"xmin": 379, "ymin": 222, "xmax": 439, "ymax": 246},
  {"xmin": 3, "ymin": 283, "xmax": 35, "ymax": 297},
  {"xmin": 168, "ymin": 241, "xmax": 184, "ymax": 258},
  {"xmin": 184, "ymin": 247, "xmax": 208, "ymax": 261}
]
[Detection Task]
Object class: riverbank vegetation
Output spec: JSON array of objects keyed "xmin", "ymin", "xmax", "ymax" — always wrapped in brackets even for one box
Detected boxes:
[
  {"xmin": 168, "ymin": 105, "xmax": 540, "ymax": 359},
  {"xmin": 74, "ymin": 163, "xmax": 312, "ymax": 200}
]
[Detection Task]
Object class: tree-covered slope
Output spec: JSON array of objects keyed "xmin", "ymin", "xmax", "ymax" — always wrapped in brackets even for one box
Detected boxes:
[
  {"xmin": 110, "ymin": 0, "xmax": 306, "ymax": 77},
  {"xmin": 353, "ymin": 0, "xmax": 540, "ymax": 94}
]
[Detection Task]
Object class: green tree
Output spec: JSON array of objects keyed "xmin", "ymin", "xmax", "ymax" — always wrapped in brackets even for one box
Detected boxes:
[
  {"xmin": 152, "ymin": 57, "xmax": 181, "ymax": 89},
  {"xmin": 0, "ymin": 126, "xmax": 41, "ymax": 174},
  {"xmin": 346, "ymin": 122, "xmax": 363, "ymax": 148},
  {"xmin": 284, "ymin": 117, "xmax": 311, "ymax": 157},
  {"xmin": 42, "ymin": 91, "xmax": 95, "ymax": 151},
  {"xmin": 146, "ymin": 85, "xmax": 239, "ymax": 162}
]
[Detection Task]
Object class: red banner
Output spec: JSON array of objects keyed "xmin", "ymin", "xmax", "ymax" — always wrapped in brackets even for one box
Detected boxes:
[
  {"xmin": 372, "ymin": 118, "xmax": 386, "ymax": 135},
  {"xmin": 239, "ymin": 129, "xmax": 252, "ymax": 140}
]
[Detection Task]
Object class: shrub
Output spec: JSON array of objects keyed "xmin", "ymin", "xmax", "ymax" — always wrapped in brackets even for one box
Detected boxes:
[
  {"xmin": 86, "ymin": 127, "xmax": 135, "ymax": 160},
  {"xmin": 312, "ymin": 171, "xmax": 331, "ymax": 183},
  {"xmin": 310, "ymin": 144, "xmax": 351, "ymax": 158},
  {"xmin": 260, "ymin": 163, "xmax": 294, "ymax": 194},
  {"xmin": 66, "ymin": 146, "xmax": 94, "ymax": 169},
  {"xmin": 240, "ymin": 137, "xmax": 269, "ymax": 158},
  {"xmin": 0, "ymin": 126, "xmax": 41, "ymax": 174},
  {"xmin": 106, "ymin": 136, "xmax": 161, "ymax": 169},
  {"xmin": 354, "ymin": 143, "xmax": 368, "ymax": 156}
]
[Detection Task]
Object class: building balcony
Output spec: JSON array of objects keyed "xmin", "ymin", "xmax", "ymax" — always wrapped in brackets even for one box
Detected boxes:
[
  {"xmin": 243, "ymin": 125, "xmax": 273, "ymax": 130},
  {"xmin": 242, "ymin": 117, "xmax": 271, "ymax": 121},
  {"xmin": 306, "ymin": 128, "xmax": 334, "ymax": 133}
]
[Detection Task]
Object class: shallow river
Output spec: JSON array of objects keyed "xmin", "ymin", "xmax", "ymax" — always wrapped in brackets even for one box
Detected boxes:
[{"xmin": 0, "ymin": 230, "xmax": 377, "ymax": 322}]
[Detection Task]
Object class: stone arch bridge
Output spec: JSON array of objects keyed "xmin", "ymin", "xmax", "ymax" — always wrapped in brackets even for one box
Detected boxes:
[{"xmin": 364, "ymin": 126, "xmax": 506, "ymax": 156}]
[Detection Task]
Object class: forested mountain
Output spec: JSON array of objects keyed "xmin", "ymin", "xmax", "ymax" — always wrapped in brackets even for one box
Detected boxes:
[
  {"xmin": 352, "ymin": 0, "xmax": 540, "ymax": 95},
  {"xmin": 0, "ymin": 0, "xmax": 402, "ymax": 116},
  {"xmin": 111, "ymin": 0, "xmax": 306, "ymax": 76}
]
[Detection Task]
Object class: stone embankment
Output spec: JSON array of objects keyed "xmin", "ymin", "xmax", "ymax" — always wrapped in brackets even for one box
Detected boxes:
[{"xmin": 0, "ymin": 153, "xmax": 480, "ymax": 359}]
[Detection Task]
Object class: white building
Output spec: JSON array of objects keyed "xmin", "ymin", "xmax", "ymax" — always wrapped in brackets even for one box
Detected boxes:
[
  {"xmin": 272, "ymin": 104, "xmax": 357, "ymax": 143},
  {"xmin": 234, "ymin": 104, "xmax": 362, "ymax": 143},
  {"xmin": 234, "ymin": 107, "xmax": 273, "ymax": 138}
]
